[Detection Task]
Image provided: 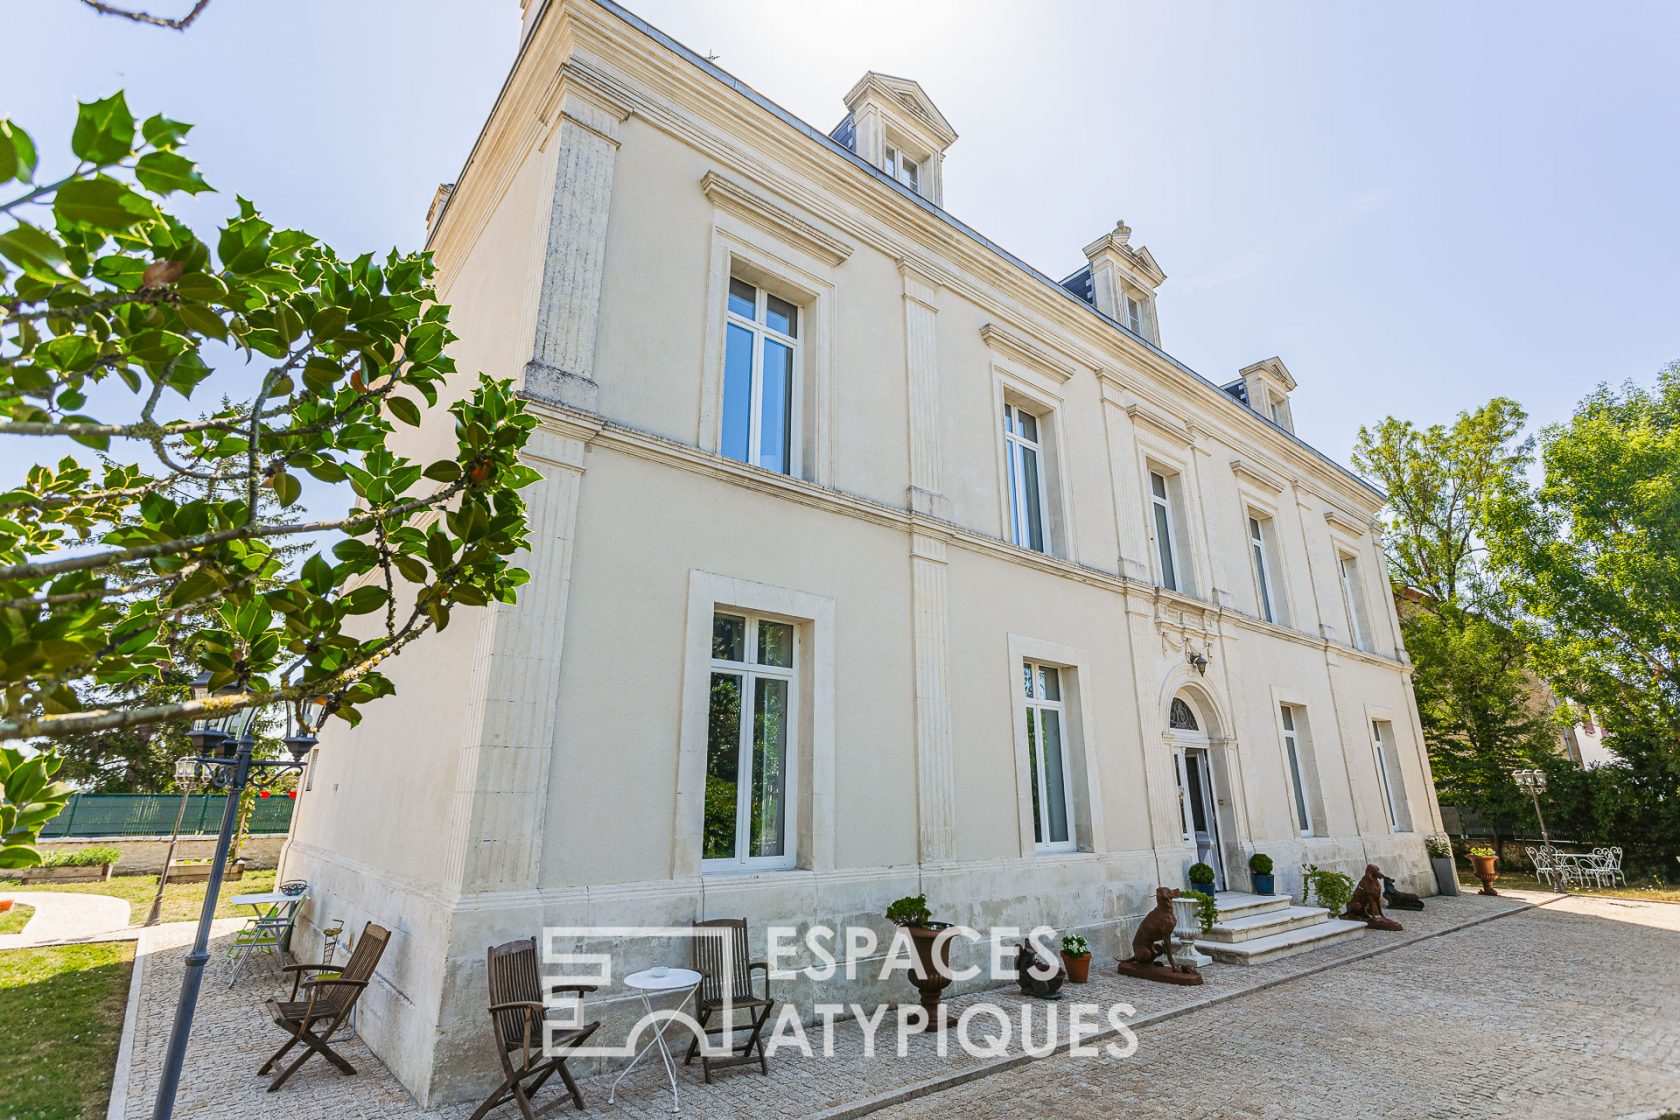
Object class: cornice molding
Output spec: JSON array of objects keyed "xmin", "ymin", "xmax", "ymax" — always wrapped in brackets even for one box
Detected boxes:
[
  {"xmin": 1323, "ymin": 506, "xmax": 1368, "ymax": 535},
  {"xmin": 979, "ymin": 323, "xmax": 1076, "ymax": 384},
  {"xmin": 1125, "ymin": 401, "xmax": 1194, "ymax": 446},
  {"xmin": 1229, "ymin": 457, "xmax": 1287, "ymax": 495},
  {"xmin": 699, "ymin": 171, "xmax": 853, "ymax": 267}
]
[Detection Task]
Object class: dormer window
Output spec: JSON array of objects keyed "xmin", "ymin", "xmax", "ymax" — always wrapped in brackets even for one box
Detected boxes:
[
  {"xmin": 1123, "ymin": 291, "xmax": 1149, "ymax": 337},
  {"xmin": 884, "ymin": 144, "xmax": 921, "ymax": 192}
]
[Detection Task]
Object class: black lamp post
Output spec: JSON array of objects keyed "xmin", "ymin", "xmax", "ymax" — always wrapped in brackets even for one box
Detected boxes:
[{"xmin": 150, "ymin": 683, "xmax": 327, "ymax": 1120}]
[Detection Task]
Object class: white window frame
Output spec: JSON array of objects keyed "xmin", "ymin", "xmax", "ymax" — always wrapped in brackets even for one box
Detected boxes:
[
  {"xmin": 1249, "ymin": 513, "xmax": 1279, "ymax": 624},
  {"xmin": 1280, "ymin": 705, "xmax": 1312, "ymax": 837},
  {"xmin": 1022, "ymin": 659, "xmax": 1076, "ymax": 853},
  {"xmin": 1003, "ymin": 401, "xmax": 1051, "ymax": 552},
  {"xmin": 677, "ymin": 572, "xmax": 837, "ymax": 877},
  {"xmin": 883, "ymin": 142, "xmax": 921, "ymax": 192},
  {"xmin": 1338, "ymin": 550, "xmax": 1371, "ymax": 651},
  {"xmin": 703, "ymin": 611, "xmax": 799, "ymax": 873},
  {"xmin": 721, "ymin": 277, "xmax": 803, "ymax": 476},
  {"xmin": 1150, "ymin": 470, "xmax": 1182, "ymax": 592},
  {"xmin": 1370, "ymin": 719, "xmax": 1411, "ymax": 833},
  {"xmin": 1123, "ymin": 290, "xmax": 1148, "ymax": 336},
  {"xmin": 1007, "ymin": 634, "xmax": 1104, "ymax": 858}
]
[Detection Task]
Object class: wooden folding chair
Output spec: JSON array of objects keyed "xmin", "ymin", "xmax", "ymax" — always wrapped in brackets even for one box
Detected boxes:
[
  {"xmin": 258, "ymin": 921, "xmax": 390, "ymax": 1092},
  {"xmin": 683, "ymin": 917, "xmax": 774, "ymax": 1083},
  {"xmin": 469, "ymin": 937, "xmax": 600, "ymax": 1120}
]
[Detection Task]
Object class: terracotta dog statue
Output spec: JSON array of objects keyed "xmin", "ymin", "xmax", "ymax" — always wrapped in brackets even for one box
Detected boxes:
[
  {"xmin": 1382, "ymin": 874, "xmax": 1425, "ymax": 911},
  {"xmin": 1344, "ymin": 864, "xmax": 1403, "ymax": 929},
  {"xmin": 1129, "ymin": 886, "xmax": 1186, "ymax": 969}
]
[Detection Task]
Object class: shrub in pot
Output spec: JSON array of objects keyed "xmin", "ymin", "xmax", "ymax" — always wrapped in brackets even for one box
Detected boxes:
[
  {"xmin": 1425, "ymin": 833, "xmax": 1459, "ymax": 896},
  {"xmin": 1187, "ymin": 861, "xmax": 1216, "ymax": 895},
  {"xmin": 1060, "ymin": 933, "xmax": 1092, "ymax": 983},
  {"xmin": 1248, "ymin": 852, "xmax": 1275, "ymax": 896},
  {"xmin": 885, "ymin": 894, "xmax": 954, "ymax": 1030},
  {"xmin": 1302, "ymin": 864, "xmax": 1355, "ymax": 918}
]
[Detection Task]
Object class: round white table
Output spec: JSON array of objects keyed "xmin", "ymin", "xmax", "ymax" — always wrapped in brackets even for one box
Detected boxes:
[{"xmin": 609, "ymin": 967, "xmax": 702, "ymax": 1114}]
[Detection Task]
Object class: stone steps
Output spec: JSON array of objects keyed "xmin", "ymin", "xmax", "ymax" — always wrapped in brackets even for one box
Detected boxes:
[
  {"xmin": 1209, "ymin": 891, "xmax": 1294, "ymax": 922},
  {"xmin": 1201, "ymin": 903, "xmax": 1333, "ymax": 944},
  {"xmin": 1196, "ymin": 917, "xmax": 1367, "ymax": 965}
]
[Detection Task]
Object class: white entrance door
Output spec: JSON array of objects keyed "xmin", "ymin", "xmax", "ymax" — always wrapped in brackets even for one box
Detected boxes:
[{"xmin": 1175, "ymin": 747, "xmax": 1224, "ymax": 890}]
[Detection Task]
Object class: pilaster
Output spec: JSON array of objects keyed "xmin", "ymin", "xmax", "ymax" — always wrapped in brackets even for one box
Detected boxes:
[
  {"xmin": 523, "ymin": 77, "xmax": 630, "ymax": 412},
  {"xmin": 443, "ymin": 419, "xmax": 596, "ymax": 894},
  {"xmin": 909, "ymin": 532, "xmax": 957, "ymax": 863},
  {"xmin": 900, "ymin": 258, "xmax": 947, "ymax": 518}
]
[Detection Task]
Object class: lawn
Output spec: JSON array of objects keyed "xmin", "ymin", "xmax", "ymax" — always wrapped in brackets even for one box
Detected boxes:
[
  {"xmin": 0, "ymin": 868, "xmax": 277, "ymax": 924},
  {"xmin": 0, "ymin": 940, "xmax": 135, "ymax": 1120},
  {"xmin": 1460, "ymin": 870, "xmax": 1680, "ymax": 904},
  {"xmin": 0, "ymin": 903, "xmax": 36, "ymax": 934}
]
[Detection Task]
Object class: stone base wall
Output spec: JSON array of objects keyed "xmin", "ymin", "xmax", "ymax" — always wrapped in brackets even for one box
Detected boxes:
[
  {"xmin": 34, "ymin": 835, "xmax": 286, "ymax": 874},
  {"xmin": 284, "ymin": 835, "xmax": 1433, "ymax": 1109}
]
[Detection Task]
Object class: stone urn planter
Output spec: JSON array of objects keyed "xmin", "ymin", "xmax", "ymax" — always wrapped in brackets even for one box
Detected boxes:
[
  {"xmin": 886, "ymin": 894, "xmax": 954, "ymax": 1031},
  {"xmin": 1468, "ymin": 850, "xmax": 1499, "ymax": 896},
  {"xmin": 906, "ymin": 925, "xmax": 956, "ymax": 1030},
  {"xmin": 1168, "ymin": 894, "xmax": 1213, "ymax": 969}
]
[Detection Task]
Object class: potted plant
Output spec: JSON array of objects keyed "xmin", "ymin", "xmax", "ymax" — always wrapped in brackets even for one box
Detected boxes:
[
  {"xmin": 1248, "ymin": 852, "xmax": 1275, "ymax": 896},
  {"xmin": 1467, "ymin": 846, "xmax": 1499, "ymax": 895},
  {"xmin": 18, "ymin": 846, "xmax": 121, "ymax": 884},
  {"xmin": 1060, "ymin": 933, "xmax": 1092, "ymax": 983},
  {"xmin": 1302, "ymin": 864, "xmax": 1354, "ymax": 918},
  {"xmin": 1187, "ymin": 862, "xmax": 1216, "ymax": 896},
  {"xmin": 885, "ymin": 894, "xmax": 954, "ymax": 1030},
  {"xmin": 1425, "ymin": 833, "xmax": 1459, "ymax": 897}
]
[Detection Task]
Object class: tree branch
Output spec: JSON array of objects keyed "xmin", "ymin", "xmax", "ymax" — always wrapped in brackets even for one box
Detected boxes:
[{"xmin": 76, "ymin": 0, "xmax": 212, "ymax": 31}]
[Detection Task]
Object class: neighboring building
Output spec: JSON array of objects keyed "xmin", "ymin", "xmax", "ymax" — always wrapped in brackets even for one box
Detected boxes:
[{"xmin": 282, "ymin": 0, "xmax": 1441, "ymax": 1103}]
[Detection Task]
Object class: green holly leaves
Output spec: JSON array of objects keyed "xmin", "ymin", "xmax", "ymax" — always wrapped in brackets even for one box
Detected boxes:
[{"xmin": 0, "ymin": 747, "xmax": 73, "ymax": 870}]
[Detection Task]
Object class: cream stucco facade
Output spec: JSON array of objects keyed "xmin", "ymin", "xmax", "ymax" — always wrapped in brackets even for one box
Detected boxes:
[{"xmin": 281, "ymin": 0, "xmax": 1443, "ymax": 1104}]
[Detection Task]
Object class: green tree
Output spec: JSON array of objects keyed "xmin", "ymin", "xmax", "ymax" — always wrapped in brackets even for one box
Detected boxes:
[
  {"xmin": 0, "ymin": 97, "xmax": 540, "ymax": 857},
  {"xmin": 1354, "ymin": 399, "xmax": 1562, "ymax": 841}
]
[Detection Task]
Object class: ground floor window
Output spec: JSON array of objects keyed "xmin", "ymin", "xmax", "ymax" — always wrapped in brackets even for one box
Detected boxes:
[
  {"xmin": 704, "ymin": 611, "xmax": 797, "ymax": 869},
  {"xmin": 1371, "ymin": 719, "xmax": 1412, "ymax": 832},
  {"xmin": 1023, "ymin": 660, "xmax": 1074, "ymax": 852}
]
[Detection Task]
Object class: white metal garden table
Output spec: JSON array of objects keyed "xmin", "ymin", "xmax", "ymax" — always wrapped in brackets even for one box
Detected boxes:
[{"xmin": 608, "ymin": 966, "xmax": 702, "ymax": 1114}]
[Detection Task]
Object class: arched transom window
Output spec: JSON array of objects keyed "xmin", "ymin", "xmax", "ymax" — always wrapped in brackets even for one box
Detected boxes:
[{"xmin": 1169, "ymin": 696, "xmax": 1199, "ymax": 731}]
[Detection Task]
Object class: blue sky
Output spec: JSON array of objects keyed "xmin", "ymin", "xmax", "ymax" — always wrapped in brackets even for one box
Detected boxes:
[{"xmin": 7, "ymin": 0, "xmax": 1678, "ymax": 479}]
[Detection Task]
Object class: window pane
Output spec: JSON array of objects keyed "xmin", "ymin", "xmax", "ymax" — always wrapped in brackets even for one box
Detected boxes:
[
  {"xmin": 1280, "ymin": 705, "xmax": 1295, "ymax": 732},
  {"xmin": 1022, "ymin": 661, "xmax": 1034, "ymax": 699},
  {"xmin": 757, "ymin": 620, "xmax": 793, "ymax": 667},
  {"xmin": 712, "ymin": 613, "xmax": 746, "ymax": 662},
  {"xmin": 1150, "ymin": 472, "xmax": 1167, "ymax": 500},
  {"xmin": 1017, "ymin": 410, "xmax": 1039, "ymax": 443},
  {"xmin": 1021, "ymin": 444, "xmax": 1045, "ymax": 550},
  {"xmin": 1037, "ymin": 665, "xmax": 1060, "ymax": 702},
  {"xmin": 1185, "ymin": 756, "xmax": 1209, "ymax": 832},
  {"xmin": 765, "ymin": 294, "xmax": 798, "ymax": 338},
  {"xmin": 704, "ymin": 673, "xmax": 742, "ymax": 860},
  {"xmin": 758, "ymin": 339, "xmax": 793, "ymax": 474},
  {"xmin": 1041, "ymin": 708, "xmax": 1069, "ymax": 845},
  {"xmin": 1154, "ymin": 502, "xmax": 1177, "ymax": 591},
  {"xmin": 750, "ymin": 677, "xmax": 789, "ymax": 857},
  {"xmin": 728, "ymin": 278, "xmax": 756, "ymax": 320},
  {"xmin": 904, "ymin": 160, "xmax": 920, "ymax": 191},
  {"xmin": 1287, "ymin": 740, "xmax": 1310, "ymax": 832},
  {"xmin": 721, "ymin": 323, "xmax": 754, "ymax": 464},
  {"xmin": 1003, "ymin": 404, "xmax": 1016, "ymax": 437},
  {"xmin": 1026, "ymin": 710, "xmax": 1042, "ymax": 844}
]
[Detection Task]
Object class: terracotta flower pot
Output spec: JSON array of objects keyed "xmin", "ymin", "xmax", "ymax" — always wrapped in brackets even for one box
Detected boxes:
[
  {"xmin": 1469, "ymin": 853, "xmax": 1499, "ymax": 896},
  {"xmin": 1062, "ymin": 950, "xmax": 1092, "ymax": 984},
  {"xmin": 0, "ymin": 899, "xmax": 12, "ymax": 913},
  {"xmin": 906, "ymin": 923, "xmax": 956, "ymax": 1031}
]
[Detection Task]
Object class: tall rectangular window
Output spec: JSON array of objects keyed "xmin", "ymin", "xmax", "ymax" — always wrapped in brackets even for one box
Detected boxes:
[
  {"xmin": 1150, "ymin": 471, "xmax": 1180, "ymax": 591},
  {"xmin": 704, "ymin": 611, "xmax": 797, "ymax": 870},
  {"xmin": 1022, "ymin": 660, "xmax": 1074, "ymax": 852},
  {"xmin": 1004, "ymin": 402, "xmax": 1049, "ymax": 552},
  {"xmin": 1249, "ymin": 515, "xmax": 1278, "ymax": 623},
  {"xmin": 1280, "ymin": 705, "xmax": 1312, "ymax": 837},
  {"xmin": 1339, "ymin": 552, "xmax": 1371, "ymax": 651},
  {"xmin": 1371, "ymin": 720, "xmax": 1411, "ymax": 832},
  {"xmin": 721, "ymin": 278, "xmax": 798, "ymax": 475}
]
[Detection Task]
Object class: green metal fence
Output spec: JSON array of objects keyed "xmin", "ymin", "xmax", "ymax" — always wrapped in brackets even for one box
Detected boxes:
[{"xmin": 40, "ymin": 793, "xmax": 295, "ymax": 838}]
